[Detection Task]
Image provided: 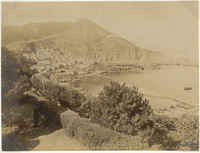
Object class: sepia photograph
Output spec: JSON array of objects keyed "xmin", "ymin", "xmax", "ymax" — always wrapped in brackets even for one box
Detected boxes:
[{"xmin": 1, "ymin": 0, "xmax": 199, "ymax": 151}]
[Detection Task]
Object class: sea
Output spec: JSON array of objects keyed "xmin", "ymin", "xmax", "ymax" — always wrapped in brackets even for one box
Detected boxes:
[{"xmin": 80, "ymin": 65, "xmax": 199, "ymax": 107}]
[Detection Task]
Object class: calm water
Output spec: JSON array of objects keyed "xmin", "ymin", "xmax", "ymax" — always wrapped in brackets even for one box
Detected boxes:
[
  {"xmin": 80, "ymin": 65, "xmax": 199, "ymax": 106},
  {"xmin": 104, "ymin": 65, "xmax": 199, "ymax": 106}
]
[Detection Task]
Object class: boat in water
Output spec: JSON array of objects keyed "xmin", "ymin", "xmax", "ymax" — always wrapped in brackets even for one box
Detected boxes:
[{"xmin": 184, "ymin": 87, "xmax": 192, "ymax": 90}]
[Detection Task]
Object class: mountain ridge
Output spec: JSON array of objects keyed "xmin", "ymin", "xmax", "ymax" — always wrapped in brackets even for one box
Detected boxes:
[{"xmin": 2, "ymin": 19, "xmax": 173, "ymax": 64}]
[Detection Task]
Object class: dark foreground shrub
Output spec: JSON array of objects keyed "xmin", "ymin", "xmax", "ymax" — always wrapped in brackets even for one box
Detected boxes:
[{"xmin": 90, "ymin": 81, "xmax": 153, "ymax": 135}]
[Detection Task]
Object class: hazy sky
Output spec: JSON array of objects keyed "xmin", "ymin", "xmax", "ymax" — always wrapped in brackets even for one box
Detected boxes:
[{"xmin": 2, "ymin": 1, "xmax": 199, "ymax": 62}]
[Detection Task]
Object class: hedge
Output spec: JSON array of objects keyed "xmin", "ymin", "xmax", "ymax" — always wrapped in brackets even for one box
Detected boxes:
[
  {"xmin": 60, "ymin": 110, "xmax": 149, "ymax": 150},
  {"xmin": 31, "ymin": 75, "xmax": 86, "ymax": 110}
]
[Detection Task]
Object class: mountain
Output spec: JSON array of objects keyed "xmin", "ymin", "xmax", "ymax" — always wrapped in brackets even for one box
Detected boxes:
[
  {"xmin": 2, "ymin": 18, "xmax": 173, "ymax": 64},
  {"xmin": 2, "ymin": 21, "xmax": 73, "ymax": 45}
]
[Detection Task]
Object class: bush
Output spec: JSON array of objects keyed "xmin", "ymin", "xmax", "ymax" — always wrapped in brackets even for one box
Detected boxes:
[
  {"xmin": 89, "ymin": 81, "xmax": 153, "ymax": 136},
  {"xmin": 59, "ymin": 88, "xmax": 86, "ymax": 110},
  {"xmin": 142, "ymin": 114, "xmax": 199, "ymax": 151},
  {"xmin": 2, "ymin": 47, "xmax": 35, "ymax": 127},
  {"xmin": 31, "ymin": 75, "xmax": 86, "ymax": 110},
  {"xmin": 31, "ymin": 76, "xmax": 199, "ymax": 151},
  {"xmin": 168, "ymin": 114, "xmax": 199, "ymax": 151},
  {"xmin": 146, "ymin": 114, "xmax": 179, "ymax": 149},
  {"xmin": 61, "ymin": 110, "xmax": 149, "ymax": 150},
  {"xmin": 80, "ymin": 81, "xmax": 188, "ymax": 150},
  {"xmin": 5, "ymin": 75, "xmax": 32, "ymax": 99},
  {"xmin": 78, "ymin": 96, "xmax": 94, "ymax": 118}
]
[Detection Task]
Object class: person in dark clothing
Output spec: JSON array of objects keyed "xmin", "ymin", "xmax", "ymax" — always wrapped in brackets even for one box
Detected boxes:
[
  {"xmin": 43, "ymin": 104, "xmax": 51, "ymax": 127},
  {"xmin": 33, "ymin": 102, "xmax": 40, "ymax": 128},
  {"xmin": 39, "ymin": 102, "xmax": 45, "ymax": 124}
]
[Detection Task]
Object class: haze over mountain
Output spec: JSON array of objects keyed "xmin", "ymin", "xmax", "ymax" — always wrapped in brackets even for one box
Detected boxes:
[{"xmin": 2, "ymin": 18, "xmax": 173, "ymax": 64}]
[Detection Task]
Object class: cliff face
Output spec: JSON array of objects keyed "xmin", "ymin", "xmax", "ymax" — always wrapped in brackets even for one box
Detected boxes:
[
  {"xmin": 3, "ymin": 18, "xmax": 173, "ymax": 64},
  {"xmin": 85, "ymin": 35, "xmax": 172, "ymax": 64}
]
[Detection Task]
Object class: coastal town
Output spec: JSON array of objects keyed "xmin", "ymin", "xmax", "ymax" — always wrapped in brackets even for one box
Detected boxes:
[{"xmin": 20, "ymin": 42, "xmax": 146, "ymax": 90}]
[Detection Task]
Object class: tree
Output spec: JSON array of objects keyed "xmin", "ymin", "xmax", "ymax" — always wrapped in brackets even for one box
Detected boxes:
[
  {"xmin": 86, "ymin": 81, "xmax": 179, "ymax": 149},
  {"xmin": 90, "ymin": 81, "xmax": 153, "ymax": 135},
  {"xmin": 5, "ymin": 75, "xmax": 32, "ymax": 100},
  {"xmin": 2, "ymin": 47, "xmax": 33, "ymax": 126}
]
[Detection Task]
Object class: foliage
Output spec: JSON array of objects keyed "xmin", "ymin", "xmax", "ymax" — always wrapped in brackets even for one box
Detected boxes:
[
  {"xmin": 5, "ymin": 75, "xmax": 32, "ymax": 99},
  {"xmin": 4, "ymin": 44, "xmax": 195, "ymax": 151},
  {"xmin": 2, "ymin": 47, "xmax": 19, "ymax": 94},
  {"xmin": 79, "ymin": 81, "xmax": 197, "ymax": 150},
  {"xmin": 151, "ymin": 114, "xmax": 176, "ymax": 131},
  {"xmin": 59, "ymin": 87, "xmax": 86, "ymax": 110},
  {"xmin": 139, "ymin": 114, "xmax": 199, "ymax": 150},
  {"xmin": 168, "ymin": 114, "xmax": 199, "ymax": 151},
  {"xmin": 2, "ymin": 47, "xmax": 33, "ymax": 102},
  {"xmin": 1, "ymin": 47, "xmax": 35, "ymax": 127},
  {"xmin": 2, "ymin": 47, "xmax": 20, "ymax": 126},
  {"xmin": 61, "ymin": 110, "xmax": 149, "ymax": 150},
  {"xmin": 16, "ymin": 55, "xmax": 37, "ymax": 77},
  {"xmin": 78, "ymin": 96, "xmax": 94, "ymax": 118},
  {"xmin": 146, "ymin": 114, "xmax": 179, "ymax": 149},
  {"xmin": 31, "ymin": 75, "xmax": 60, "ymax": 99},
  {"xmin": 2, "ymin": 47, "xmax": 36, "ymax": 98},
  {"xmin": 31, "ymin": 75, "xmax": 86, "ymax": 110},
  {"xmin": 31, "ymin": 75, "xmax": 199, "ymax": 151},
  {"xmin": 89, "ymin": 81, "xmax": 153, "ymax": 135}
]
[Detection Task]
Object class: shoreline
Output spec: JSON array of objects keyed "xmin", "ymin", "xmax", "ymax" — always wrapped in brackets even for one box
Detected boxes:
[
  {"xmin": 80, "ymin": 73, "xmax": 197, "ymax": 106},
  {"xmin": 79, "ymin": 74, "xmax": 199, "ymax": 118}
]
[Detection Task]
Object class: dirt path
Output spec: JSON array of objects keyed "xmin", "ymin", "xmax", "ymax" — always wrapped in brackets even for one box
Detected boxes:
[
  {"xmin": 23, "ymin": 90, "xmax": 88, "ymax": 151},
  {"xmin": 31, "ymin": 129, "xmax": 89, "ymax": 151}
]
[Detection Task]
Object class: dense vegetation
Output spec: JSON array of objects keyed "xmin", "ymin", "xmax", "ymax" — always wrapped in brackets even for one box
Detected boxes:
[
  {"xmin": 2, "ymin": 47, "xmax": 37, "ymax": 126},
  {"xmin": 78, "ymin": 82, "xmax": 176, "ymax": 149},
  {"xmin": 31, "ymin": 75, "xmax": 86, "ymax": 111},
  {"xmin": 61, "ymin": 110, "xmax": 148, "ymax": 150},
  {"xmin": 78, "ymin": 82, "xmax": 198, "ymax": 150},
  {"xmin": 90, "ymin": 82, "xmax": 153, "ymax": 135},
  {"xmin": 2, "ymin": 47, "xmax": 64, "ymax": 151},
  {"xmin": 168, "ymin": 114, "xmax": 199, "ymax": 151},
  {"xmin": 31, "ymin": 75, "xmax": 199, "ymax": 150}
]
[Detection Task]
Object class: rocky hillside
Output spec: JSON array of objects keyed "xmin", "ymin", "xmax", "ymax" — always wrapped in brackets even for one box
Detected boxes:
[{"xmin": 2, "ymin": 18, "xmax": 173, "ymax": 64}]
